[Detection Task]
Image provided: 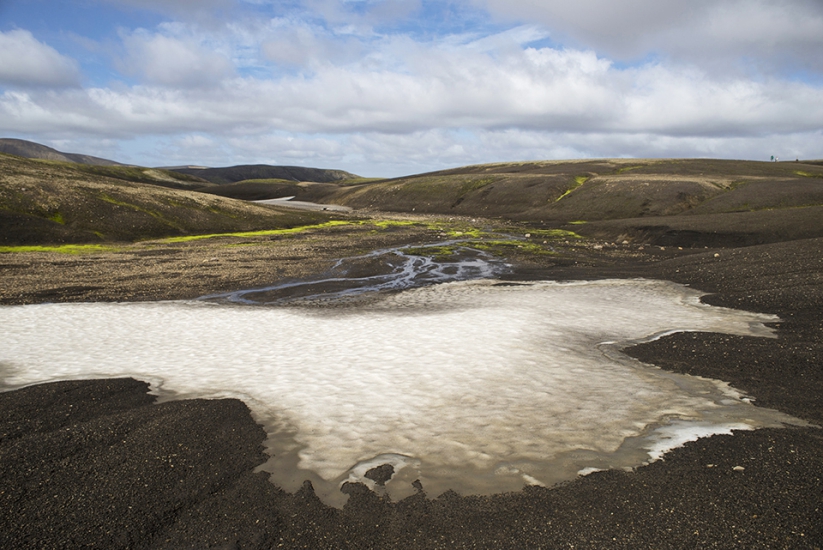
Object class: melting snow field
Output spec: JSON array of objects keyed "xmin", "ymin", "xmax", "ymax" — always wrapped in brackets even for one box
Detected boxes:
[{"xmin": 0, "ymin": 279, "xmax": 807, "ymax": 507}]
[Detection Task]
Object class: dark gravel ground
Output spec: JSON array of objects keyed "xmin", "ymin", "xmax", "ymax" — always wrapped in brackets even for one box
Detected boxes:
[{"xmin": 1, "ymin": 236, "xmax": 821, "ymax": 549}]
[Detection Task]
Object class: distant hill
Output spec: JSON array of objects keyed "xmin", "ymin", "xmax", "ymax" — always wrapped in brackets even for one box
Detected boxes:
[
  {"xmin": 0, "ymin": 138, "xmax": 124, "ymax": 166},
  {"xmin": 169, "ymin": 164, "xmax": 360, "ymax": 185},
  {"xmin": 326, "ymin": 158, "xmax": 823, "ymax": 246}
]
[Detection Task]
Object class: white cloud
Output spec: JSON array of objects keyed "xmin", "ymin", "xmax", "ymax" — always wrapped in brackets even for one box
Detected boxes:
[
  {"xmin": 3, "ymin": 2, "xmax": 823, "ymax": 174},
  {"xmin": 118, "ymin": 27, "xmax": 235, "ymax": 87},
  {"xmin": 474, "ymin": 0, "xmax": 823, "ymax": 75},
  {"xmin": 0, "ymin": 30, "xmax": 81, "ymax": 87},
  {"xmin": 260, "ymin": 20, "xmax": 367, "ymax": 69},
  {"xmin": 3, "ymin": 36, "xmax": 822, "ymax": 138}
]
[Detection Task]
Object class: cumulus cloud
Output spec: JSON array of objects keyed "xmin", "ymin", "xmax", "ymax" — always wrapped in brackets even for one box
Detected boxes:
[
  {"xmin": 3, "ymin": 1, "xmax": 823, "ymax": 173},
  {"xmin": 0, "ymin": 30, "xmax": 81, "ymax": 87},
  {"xmin": 3, "ymin": 37, "xmax": 822, "ymax": 138},
  {"xmin": 260, "ymin": 20, "xmax": 366, "ymax": 69},
  {"xmin": 118, "ymin": 27, "xmax": 235, "ymax": 87},
  {"xmin": 475, "ymin": 0, "xmax": 823, "ymax": 74}
]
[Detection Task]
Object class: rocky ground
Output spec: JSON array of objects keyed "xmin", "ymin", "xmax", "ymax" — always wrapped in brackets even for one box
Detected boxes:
[{"xmin": 0, "ymin": 215, "xmax": 821, "ymax": 549}]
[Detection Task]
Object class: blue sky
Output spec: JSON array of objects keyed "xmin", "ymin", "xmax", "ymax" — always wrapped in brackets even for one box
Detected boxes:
[{"xmin": 1, "ymin": 0, "xmax": 822, "ymax": 176}]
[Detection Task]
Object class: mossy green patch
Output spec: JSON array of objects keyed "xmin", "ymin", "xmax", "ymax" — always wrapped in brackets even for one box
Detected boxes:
[
  {"xmin": 369, "ymin": 220, "xmax": 420, "ymax": 229},
  {"xmin": 0, "ymin": 244, "xmax": 117, "ymax": 255},
  {"xmin": 158, "ymin": 219, "xmax": 420, "ymax": 243},
  {"xmin": 555, "ymin": 176, "xmax": 590, "ymax": 202},
  {"xmin": 795, "ymin": 171, "xmax": 823, "ymax": 179},
  {"xmin": 48, "ymin": 212, "xmax": 65, "ymax": 224},
  {"xmin": 403, "ymin": 245, "xmax": 457, "ymax": 258},
  {"xmin": 467, "ymin": 239, "xmax": 553, "ymax": 256},
  {"xmin": 444, "ymin": 227, "xmax": 485, "ymax": 238},
  {"xmin": 569, "ymin": 220, "xmax": 587, "ymax": 225},
  {"xmin": 160, "ymin": 220, "xmax": 354, "ymax": 242},
  {"xmin": 100, "ymin": 193, "xmax": 184, "ymax": 230},
  {"xmin": 525, "ymin": 229, "xmax": 582, "ymax": 239},
  {"xmin": 616, "ymin": 165, "xmax": 644, "ymax": 174}
]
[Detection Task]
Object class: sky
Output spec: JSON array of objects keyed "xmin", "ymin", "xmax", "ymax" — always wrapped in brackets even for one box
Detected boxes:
[{"xmin": 1, "ymin": 0, "xmax": 822, "ymax": 177}]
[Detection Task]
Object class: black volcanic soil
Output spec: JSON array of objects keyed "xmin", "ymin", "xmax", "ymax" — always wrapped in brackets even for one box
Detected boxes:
[{"xmin": 1, "ymin": 223, "xmax": 821, "ymax": 548}]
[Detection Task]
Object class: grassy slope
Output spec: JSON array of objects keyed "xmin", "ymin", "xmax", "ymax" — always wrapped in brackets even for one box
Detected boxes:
[
  {"xmin": 0, "ymin": 154, "xmax": 332, "ymax": 246},
  {"xmin": 327, "ymin": 159, "xmax": 823, "ymax": 246}
]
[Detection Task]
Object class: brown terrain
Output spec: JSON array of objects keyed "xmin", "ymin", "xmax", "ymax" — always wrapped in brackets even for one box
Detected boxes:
[{"xmin": 0, "ymin": 147, "xmax": 821, "ymax": 548}]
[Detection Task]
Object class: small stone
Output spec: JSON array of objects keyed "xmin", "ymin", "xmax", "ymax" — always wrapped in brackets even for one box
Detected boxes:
[
  {"xmin": 714, "ymin": 253, "xmax": 720, "ymax": 258},
  {"xmin": 524, "ymin": 233, "xmax": 531, "ymax": 238},
  {"xmin": 733, "ymin": 466, "xmax": 745, "ymax": 471}
]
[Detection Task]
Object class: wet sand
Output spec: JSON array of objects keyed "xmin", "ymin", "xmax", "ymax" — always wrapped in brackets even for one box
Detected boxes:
[{"xmin": 1, "ymin": 222, "xmax": 821, "ymax": 549}]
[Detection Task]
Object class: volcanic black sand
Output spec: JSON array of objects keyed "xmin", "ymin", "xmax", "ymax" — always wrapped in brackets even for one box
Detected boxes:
[{"xmin": 1, "ymin": 220, "xmax": 821, "ymax": 549}]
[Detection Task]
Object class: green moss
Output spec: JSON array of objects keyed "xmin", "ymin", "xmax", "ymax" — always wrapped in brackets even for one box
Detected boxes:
[
  {"xmin": 369, "ymin": 220, "xmax": 420, "ymax": 229},
  {"xmin": 555, "ymin": 176, "xmax": 590, "ymax": 202},
  {"xmin": 795, "ymin": 171, "xmax": 823, "ymax": 179},
  {"xmin": 466, "ymin": 239, "xmax": 553, "ymax": 256},
  {"xmin": 458, "ymin": 177, "xmax": 495, "ymax": 195},
  {"xmin": 100, "ymin": 193, "xmax": 184, "ymax": 230},
  {"xmin": 569, "ymin": 220, "xmax": 587, "ymax": 225},
  {"xmin": 444, "ymin": 227, "xmax": 485, "ymax": 238},
  {"xmin": 616, "ymin": 165, "xmax": 644, "ymax": 174},
  {"xmin": 159, "ymin": 220, "xmax": 353, "ymax": 242},
  {"xmin": 404, "ymin": 245, "xmax": 457, "ymax": 257},
  {"xmin": 525, "ymin": 229, "xmax": 582, "ymax": 239},
  {"xmin": 48, "ymin": 212, "xmax": 65, "ymax": 224},
  {"xmin": 0, "ymin": 244, "xmax": 117, "ymax": 255}
]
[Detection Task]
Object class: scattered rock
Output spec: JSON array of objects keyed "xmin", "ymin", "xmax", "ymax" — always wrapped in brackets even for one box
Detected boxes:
[{"xmin": 364, "ymin": 463, "xmax": 395, "ymax": 486}]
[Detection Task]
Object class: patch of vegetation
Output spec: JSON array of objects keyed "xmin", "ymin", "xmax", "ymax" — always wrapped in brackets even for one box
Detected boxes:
[
  {"xmin": 569, "ymin": 220, "xmax": 587, "ymax": 225},
  {"xmin": 467, "ymin": 239, "xmax": 553, "ymax": 256},
  {"xmin": 48, "ymin": 212, "xmax": 65, "ymax": 224},
  {"xmin": 0, "ymin": 244, "xmax": 118, "ymax": 255},
  {"xmin": 403, "ymin": 245, "xmax": 457, "ymax": 258},
  {"xmin": 160, "ymin": 220, "xmax": 354, "ymax": 242},
  {"xmin": 99, "ymin": 193, "xmax": 184, "ymax": 230},
  {"xmin": 158, "ymin": 219, "xmax": 421, "ymax": 243},
  {"xmin": 555, "ymin": 176, "xmax": 590, "ymax": 202},
  {"xmin": 615, "ymin": 165, "xmax": 645, "ymax": 174},
  {"xmin": 524, "ymin": 229, "xmax": 582, "ymax": 239},
  {"xmin": 795, "ymin": 171, "xmax": 823, "ymax": 179},
  {"xmin": 442, "ymin": 227, "xmax": 485, "ymax": 238},
  {"xmin": 369, "ymin": 220, "xmax": 420, "ymax": 230},
  {"xmin": 459, "ymin": 177, "xmax": 496, "ymax": 195}
]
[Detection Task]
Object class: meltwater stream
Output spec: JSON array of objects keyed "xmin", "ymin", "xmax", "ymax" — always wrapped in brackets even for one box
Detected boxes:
[
  {"xmin": 0, "ymin": 259, "xmax": 809, "ymax": 508},
  {"xmin": 200, "ymin": 241, "xmax": 509, "ymax": 305}
]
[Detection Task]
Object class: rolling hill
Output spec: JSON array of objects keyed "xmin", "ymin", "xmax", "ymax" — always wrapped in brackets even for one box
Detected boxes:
[
  {"xmin": 324, "ymin": 158, "xmax": 823, "ymax": 246},
  {"xmin": 0, "ymin": 153, "xmax": 332, "ymax": 246},
  {"xmin": 169, "ymin": 164, "xmax": 360, "ymax": 185},
  {"xmin": 0, "ymin": 138, "xmax": 124, "ymax": 167}
]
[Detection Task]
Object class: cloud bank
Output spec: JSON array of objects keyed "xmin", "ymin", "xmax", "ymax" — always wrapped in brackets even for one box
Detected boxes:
[{"xmin": 1, "ymin": 0, "xmax": 821, "ymax": 175}]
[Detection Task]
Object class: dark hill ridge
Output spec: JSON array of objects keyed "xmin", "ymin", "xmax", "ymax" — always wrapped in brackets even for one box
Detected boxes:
[
  {"xmin": 170, "ymin": 164, "xmax": 360, "ymax": 185},
  {"xmin": 0, "ymin": 138, "xmax": 124, "ymax": 167}
]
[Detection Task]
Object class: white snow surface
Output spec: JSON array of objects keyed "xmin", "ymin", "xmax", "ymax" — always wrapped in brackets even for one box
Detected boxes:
[{"xmin": 0, "ymin": 279, "xmax": 806, "ymax": 507}]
